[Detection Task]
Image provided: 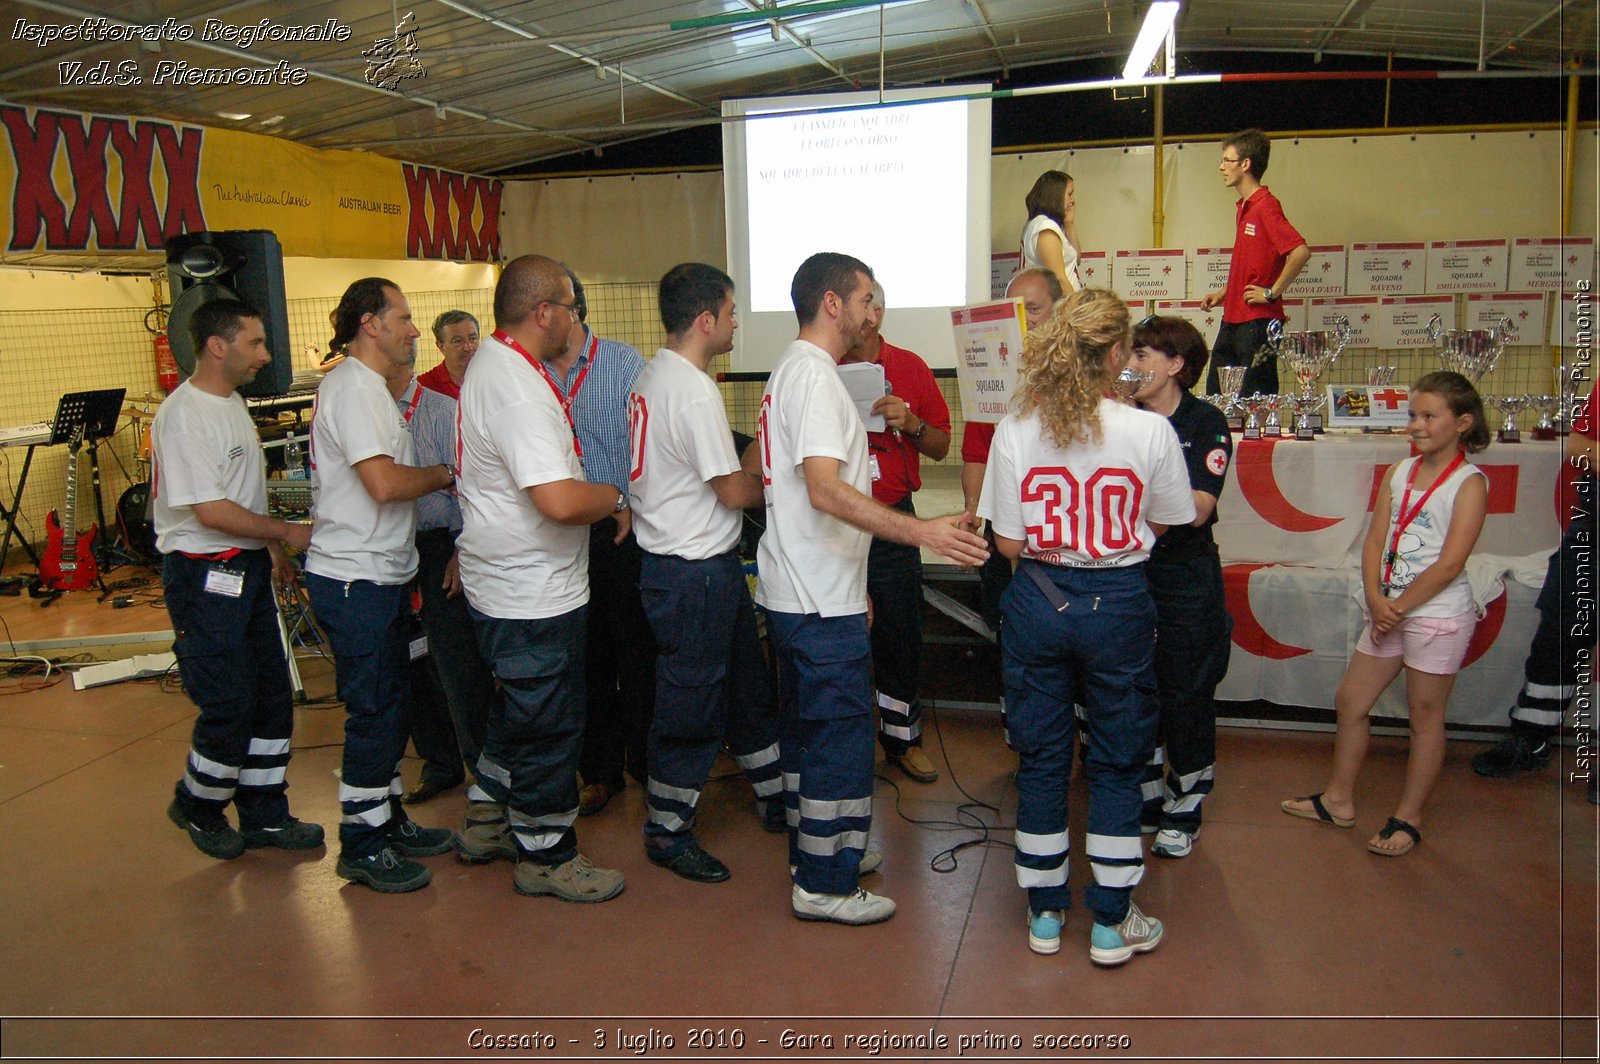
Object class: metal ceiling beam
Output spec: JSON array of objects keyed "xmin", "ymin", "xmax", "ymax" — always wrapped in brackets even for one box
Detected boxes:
[
  {"xmin": 433, "ymin": 0, "xmax": 715, "ymax": 114},
  {"xmin": 1312, "ymin": 0, "xmax": 1379, "ymax": 60},
  {"xmin": 734, "ymin": 0, "xmax": 853, "ymax": 84},
  {"xmin": 1486, "ymin": 0, "xmax": 1574, "ymax": 62},
  {"xmin": 7, "ymin": 0, "xmax": 599, "ymax": 151},
  {"xmin": 963, "ymin": 0, "xmax": 1010, "ymax": 78}
]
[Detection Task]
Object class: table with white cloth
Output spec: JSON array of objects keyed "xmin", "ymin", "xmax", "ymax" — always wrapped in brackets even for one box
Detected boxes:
[{"xmin": 1211, "ymin": 433, "xmax": 1572, "ymax": 724}]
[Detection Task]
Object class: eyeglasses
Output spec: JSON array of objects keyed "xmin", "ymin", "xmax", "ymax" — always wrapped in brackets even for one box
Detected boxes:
[
  {"xmin": 543, "ymin": 300, "xmax": 581, "ymax": 317},
  {"xmin": 1220, "ymin": 156, "xmax": 1242, "ymax": 165}
]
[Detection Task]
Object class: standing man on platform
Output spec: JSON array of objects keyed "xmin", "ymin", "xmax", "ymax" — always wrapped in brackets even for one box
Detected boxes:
[
  {"xmin": 758, "ymin": 252, "xmax": 988, "ymax": 925},
  {"xmin": 305, "ymin": 278, "xmax": 457, "ymax": 893},
  {"xmin": 157, "ymin": 298, "xmax": 322, "ymax": 860},
  {"xmin": 839, "ymin": 282, "xmax": 952, "ymax": 784},
  {"xmin": 417, "ymin": 310, "xmax": 478, "ymax": 400},
  {"xmin": 961, "ymin": 268, "xmax": 1062, "ymax": 635},
  {"xmin": 454, "ymin": 254, "xmax": 628, "ymax": 903},
  {"xmin": 1200, "ymin": 128, "xmax": 1310, "ymax": 398},
  {"xmin": 549, "ymin": 271, "xmax": 655, "ymax": 817},
  {"xmin": 628, "ymin": 263, "xmax": 783, "ymax": 882}
]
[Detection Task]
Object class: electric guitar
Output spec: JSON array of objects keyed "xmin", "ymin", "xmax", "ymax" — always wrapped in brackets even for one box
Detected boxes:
[{"xmin": 39, "ymin": 425, "xmax": 99, "ymax": 591}]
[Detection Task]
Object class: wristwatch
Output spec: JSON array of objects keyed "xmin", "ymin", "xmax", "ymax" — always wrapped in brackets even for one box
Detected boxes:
[
  {"xmin": 907, "ymin": 418, "xmax": 926, "ymax": 440},
  {"xmin": 614, "ymin": 490, "xmax": 629, "ymax": 513},
  {"xmin": 1263, "ymin": 288, "xmax": 1280, "ymax": 303}
]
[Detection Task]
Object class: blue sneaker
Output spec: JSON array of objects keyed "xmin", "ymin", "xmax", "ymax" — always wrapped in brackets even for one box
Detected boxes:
[
  {"xmin": 1089, "ymin": 902, "xmax": 1163, "ymax": 966},
  {"xmin": 1027, "ymin": 908, "xmax": 1063, "ymax": 955}
]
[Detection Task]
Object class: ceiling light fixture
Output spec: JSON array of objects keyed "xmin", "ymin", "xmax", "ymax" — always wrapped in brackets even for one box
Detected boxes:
[{"xmin": 1122, "ymin": 1, "xmax": 1180, "ymax": 80}]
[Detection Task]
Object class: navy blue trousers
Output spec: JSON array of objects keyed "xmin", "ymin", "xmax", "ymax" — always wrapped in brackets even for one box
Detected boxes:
[
  {"xmin": 640, "ymin": 550, "xmax": 781, "ymax": 854},
  {"xmin": 305, "ymin": 574, "xmax": 413, "ymax": 859},
  {"xmin": 1004, "ymin": 562, "xmax": 1158, "ymax": 925},
  {"xmin": 867, "ymin": 520, "xmax": 925, "ymax": 755},
  {"xmin": 164, "ymin": 549, "xmax": 293, "ymax": 829},
  {"xmin": 767, "ymin": 610, "xmax": 875, "ymax": 896}
]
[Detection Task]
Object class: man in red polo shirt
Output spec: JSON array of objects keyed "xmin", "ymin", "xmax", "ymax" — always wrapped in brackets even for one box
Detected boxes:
[
  {"xmin": 1200, "ymin": 128, "xmax": 1310, "ymax": 398},
  {"xmin": 838, "ymin": 282, "xmax": 952, "ymax": 783},
  {"xmin": 417, "ymin": 310, "xmax": 479, "ymax": 399}
]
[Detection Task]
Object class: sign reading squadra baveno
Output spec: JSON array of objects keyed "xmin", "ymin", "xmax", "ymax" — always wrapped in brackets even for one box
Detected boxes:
[{"xmin": 0, "ymin": 103, "xmax": 502, "ymax": 262}]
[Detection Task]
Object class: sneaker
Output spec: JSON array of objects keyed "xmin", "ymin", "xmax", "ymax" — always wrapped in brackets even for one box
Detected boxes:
[
  {"xmin": 167, "ymin": 798, "xmax": 244, "ymax": 860},
  {"xmin": 646, "ymin": 841, "xmax": 730, "ymax": 883},
  {"xmin": 791, "ymin": 884, "xmax": 896, "ymax": 925},
  {"xmin": 886, "ymin": 745, "xmax": 939, "ymax": 783},
  {"xmin": 513, "ymin": 853, "xmax": 625, "ymax": 903},
  {"xmin": 791, "ymin": 850, "xmax": 882, "ymax": 878},
  {"xmin": 389, "ymin": 819, "xmax": 455, "ymax": 857},
  {"xmin": 1027, "ymin": 908, "xmax": 1064, "ymax": 955},
  {"xmin": 454, "ymin": 801, "xmax": 517, "ymax": 864},
  {"xmin": 1151, "ymin": 828, "xmax": 1195, "ymax": 859},
  {"xmin": 241, "ymin": 817, "xmax": 326, "ymax": 850},
  {"xmin": 336, "ymin": 847, "xmax": 431, "ymax": 893},
  {"xmin": 1471, "ymin": 732, "xmax": 1551, "ymax": 778},
  {"xmin": 1089, "ymin": 902, "xmax": 1163, "ymax": 966}
]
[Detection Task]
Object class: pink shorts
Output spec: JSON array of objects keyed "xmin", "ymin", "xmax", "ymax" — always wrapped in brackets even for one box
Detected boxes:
[{"xmin": 1356, "ymin": 611, "xmax": 1478, "ymax": 675}]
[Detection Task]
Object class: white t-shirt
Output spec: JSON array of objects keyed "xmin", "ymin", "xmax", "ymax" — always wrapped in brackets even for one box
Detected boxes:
[
  {"xmin": 754, "ymin": 339, "xmax": 870, "ymax": 617},
  {"xmin": 456, "ymin": 335, "xmax": 591, "ymax": 620},
  {"xmin": 977, "ymin": 397, "xmax": 1194, "ymax": 567},
  {"xmin": 305, "ymin": 356, "xmax": 419, "ymax": 585},
  {"xmin": 1380, "ymin": 456, "xmax": 1485, "ymax": 618},
  {"xmin": 1022, "ymin": 215, "xmax": 1082, "ymax": 291},
  {"xmin": 151, "ymin": 381, "xmax": 269, "ymax": 555},
  {"xmin": 628, "ymin": 348, "xmax": 743, "ymax": 561}
]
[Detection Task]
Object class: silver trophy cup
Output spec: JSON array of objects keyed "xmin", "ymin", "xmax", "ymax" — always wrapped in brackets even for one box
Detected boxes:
[
  {"xmin": 1426, "ymin": 312, "xmax": 1518, "ymax": 384},
  {"xmin": 1112, "ymin": 366, "xmax": 1153, "ymax": 402},
  {"xmin": 1264, "ymin": 316, "xmax": 1355, "ymax": 439},
  {"xmin": 1217, "ymin": 365, "xmax": 1246, "ymax": 431},
  {"xmin": 1487, "ymin": 394, "xmax": 1531, "ymax": 444}
]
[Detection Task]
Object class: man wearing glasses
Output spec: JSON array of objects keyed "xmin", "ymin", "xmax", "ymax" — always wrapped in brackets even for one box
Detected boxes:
[
  {"xmin": 1200, "ymin": 128, "xmax": 1310, "ymax": 398},
  {"xmin": 453, "ymin": 255, "xmax": 630, "ymax": 902}
]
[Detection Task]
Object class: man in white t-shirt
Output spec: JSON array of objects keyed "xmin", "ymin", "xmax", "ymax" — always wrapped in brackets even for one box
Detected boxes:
[
  {"xmin": 155, "ymin": 299, "xmax": 321, "ymax": 861},
  {"xmin": 627, "ymin": 263, "xmax": 781, "ymax": 883},
  {"xmin": 305, "ymin": 278, "xmax": 457, "ymax": 894},
  {"xmin": 757, "ymin": 252, "xmax": 989, "ymax": 925},
  {"xmin": 453, "ymin": 254, "xmax": 629, "ymax": 904}
]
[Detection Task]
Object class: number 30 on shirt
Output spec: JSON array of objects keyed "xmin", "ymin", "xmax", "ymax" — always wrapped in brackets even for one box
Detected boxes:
[{"xmin": 1021, "ymin": 465, "xmax": 1146, "ymax": 558}]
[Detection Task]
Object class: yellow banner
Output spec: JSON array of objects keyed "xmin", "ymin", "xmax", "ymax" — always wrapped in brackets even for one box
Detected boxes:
[{"xmin": 0, "ymin": 104, "xmax": 501, "ymax": 261}]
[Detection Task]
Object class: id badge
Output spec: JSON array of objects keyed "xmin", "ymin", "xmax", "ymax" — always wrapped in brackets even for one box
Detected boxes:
[
  {"xmin": 409, "ymin": 635, "xmax": 429, "ymax": 661},
  {"xmin": 869, "ymin": 454, "xmax": 882, "ymax": 482},
  {"xmin": 203, "ymin": 565, "xmax": 245, "ymax": 598}
]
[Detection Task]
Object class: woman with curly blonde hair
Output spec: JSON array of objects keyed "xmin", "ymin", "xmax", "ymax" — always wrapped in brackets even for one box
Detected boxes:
[{"xmin": 976, "ymin": 288, "xmax": 1196, "ymax": 967}]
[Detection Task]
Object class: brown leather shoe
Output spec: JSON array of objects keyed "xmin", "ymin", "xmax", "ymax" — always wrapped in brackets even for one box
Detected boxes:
[
  {"xmin": 578, "ymin": 782, "xmax": 617, "ymax": 816},
  {"xmin": 886, "ymin": 746, "xmax": 939, "ymax": 783}
]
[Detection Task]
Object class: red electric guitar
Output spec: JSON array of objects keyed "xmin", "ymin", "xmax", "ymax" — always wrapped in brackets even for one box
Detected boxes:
[{"xmin": 38, "ymin": 425, "xmax": 100, "ymax": 592}]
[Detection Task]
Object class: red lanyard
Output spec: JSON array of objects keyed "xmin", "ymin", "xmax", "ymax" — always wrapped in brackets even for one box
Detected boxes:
[
  {"xmin": 491, "ymin": 329, "xmax": 593, "ymax": 459},
  {"xmin": 401, "ymin": 383, "xmax": 423, "ymax": 425},
  {"xmin": 1382, "ymin": 450, "xmax": 1466, "ymax": 590}
]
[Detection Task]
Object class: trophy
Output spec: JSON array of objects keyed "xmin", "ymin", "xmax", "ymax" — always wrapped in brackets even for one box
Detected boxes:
[
  {"xmin": 1527, "ymin": 394, "xmax": 1560, "ymax": 441},
  {"xmin": 1262, "ymin": 394, "xmax": 1289, "ymax": 439},
  {"xmin": 1487, "ymin": 394, "xmax": 1530, "ymax": 444},
  {"xmin": 1425, "ymin": 312, "xmax": 1517, "ymax": 384},
  {"xmin": 1264, "ymin": 316, "xmax": 1355, "ymax": 439},
  {"xmin": 1239, "ymin": 394, "xmax": 1277, "ymax": 441},
  {"xmin": 1555, "ymin": 363, "xmax": 1585, "ymax": 434},
  {"xmin": 1362, "ymin": 365, "xmax": 1398, "ymax": 433},
  {"xmin": 1217, "ymin": 365, "xmax": 1246, "ymax": 432},
  {"xmin": 1112, "ymin": 366, "xmax": 1153, "ymax": 402}
]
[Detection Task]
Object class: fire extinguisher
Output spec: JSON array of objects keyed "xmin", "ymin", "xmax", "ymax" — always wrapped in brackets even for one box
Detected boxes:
[
  {"xmin": 153, "ymin": 330, "xmax": 179, "ymax": 393},
  {"xmin": 146, "ymin": 271, "xmax": 178, "ymax": 393}
]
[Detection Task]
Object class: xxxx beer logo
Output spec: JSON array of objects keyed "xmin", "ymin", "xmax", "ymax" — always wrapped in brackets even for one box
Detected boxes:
[
  {"xmin": 402, "ymin": 163, "xmax": 501, "ymax": 262},
  {"xmin": 2, "ymin": 105, "xmax": 205, "ymax": 251}
]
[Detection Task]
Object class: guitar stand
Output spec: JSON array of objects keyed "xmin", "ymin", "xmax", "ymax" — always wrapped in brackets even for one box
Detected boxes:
[{"xmin": 34, "ymin": 389, "xmax": 124, "ymax": 599}]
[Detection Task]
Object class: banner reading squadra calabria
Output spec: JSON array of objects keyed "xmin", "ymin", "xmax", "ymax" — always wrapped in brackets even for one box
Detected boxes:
[{"xmin": 0, "ymin": 103, "xmax": 501, "ymax": 262}]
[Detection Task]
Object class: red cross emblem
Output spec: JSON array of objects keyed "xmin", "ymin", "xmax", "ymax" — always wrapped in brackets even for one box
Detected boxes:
[{"xmin": 1371, "ymin": 388, "xmax": 1409, "ymax": 410}]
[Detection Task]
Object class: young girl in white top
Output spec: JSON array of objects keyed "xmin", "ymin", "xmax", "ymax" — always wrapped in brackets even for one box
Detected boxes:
[
  {"xmin": 1020, "ymin": 170, "xmax": 1083, "ymax": 295},
  {"xmin": 1281, "ymin": 371, "xmax": 1490, "ymax": 857}
]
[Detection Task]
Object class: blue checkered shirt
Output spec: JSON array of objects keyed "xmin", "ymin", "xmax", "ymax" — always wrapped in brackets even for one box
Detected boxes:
[
  {"xmin": 398, "ymin": 377, "xmax": 462, "ymax": 533},
  {"xmin": 551, "ymin": 327, "xmax": 645, "ymax": 493}
]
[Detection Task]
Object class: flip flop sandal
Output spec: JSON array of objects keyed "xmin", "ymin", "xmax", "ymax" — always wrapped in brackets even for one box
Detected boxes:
[
  {"xmin": 1279, "ymin": 792, "xmax": 1355, "ymax": 829},
  {"xmin": 1368, "ymin": 816, "xmax": 1422, "ymax": 857}
]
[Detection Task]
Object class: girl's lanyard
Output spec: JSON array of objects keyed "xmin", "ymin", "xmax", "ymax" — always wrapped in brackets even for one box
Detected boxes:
[
  {"xmin": 491, "ymin": 329, "xmax": 598, "ymax": 461},
  {"xmin": 1382, "ymin": 450, "xmax": 1466, "ymax": 591}
]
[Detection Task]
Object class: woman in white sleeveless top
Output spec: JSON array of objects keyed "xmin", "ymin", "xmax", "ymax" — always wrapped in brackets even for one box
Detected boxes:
[{"xmin": 1021, "ymin": 170, "xmax": 1083, "ymax": 295}]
